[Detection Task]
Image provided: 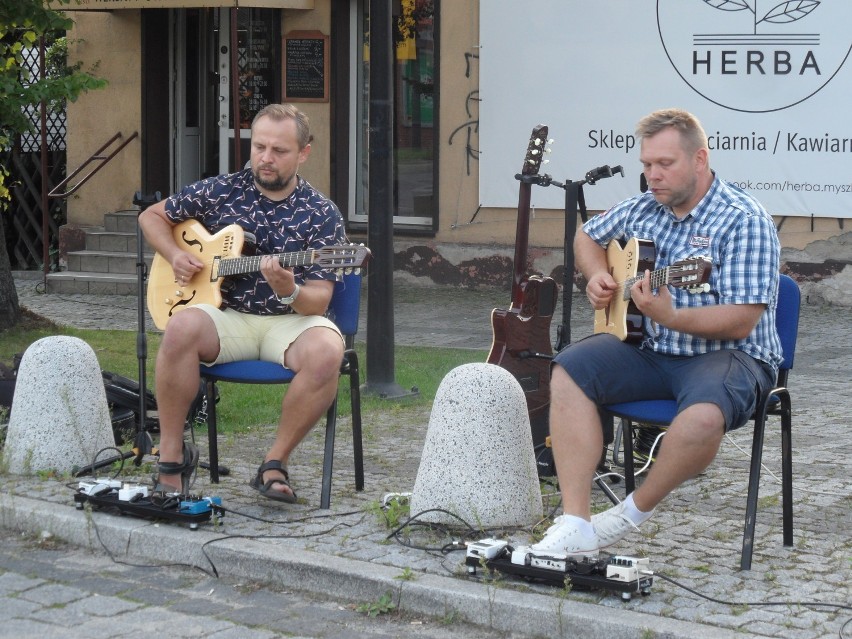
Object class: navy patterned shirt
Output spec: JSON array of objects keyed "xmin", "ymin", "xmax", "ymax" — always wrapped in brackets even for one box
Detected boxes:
[
  {"xmin": 164, "ymin": 169, "xmax": 346, "ymax": 315},
  {"xmin": 583, "ymin": 175, "xmax": 783, "ymax": 373}
]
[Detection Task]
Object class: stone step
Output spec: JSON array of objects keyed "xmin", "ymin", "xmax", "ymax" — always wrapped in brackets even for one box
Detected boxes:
[
  {"xmin": 45, "ymin": 271, "xmax": 142, "ymax": 296},
  {"xmin": 104, "ymin": 210, "xmax": 143, "ymax": 234},
  {"xmin": 86, "ymin": 229, "xmax": 153, "ymax": 254},
  {"xmin": 66, "ymin": 250, "xmax": 153, "ymax": 276}
]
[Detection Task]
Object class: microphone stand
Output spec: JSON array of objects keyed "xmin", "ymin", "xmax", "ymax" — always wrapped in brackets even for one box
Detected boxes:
[{"xmin": 531, "ymin": 165, "xmax": 625, "ymax": 502}]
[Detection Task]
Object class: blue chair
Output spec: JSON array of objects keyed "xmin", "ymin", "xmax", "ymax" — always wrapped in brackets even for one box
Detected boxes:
[
  {"xmin": 604, "ymin": 274, "xmax": 800, "ymax": 570},
  {"xmin": 200, "ymin": 272, "xmax": 364, "ymax": 509}
]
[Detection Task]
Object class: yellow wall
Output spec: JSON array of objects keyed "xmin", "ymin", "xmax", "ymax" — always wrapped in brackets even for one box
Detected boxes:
[
  {"xmin": 283, "ymin": 4, "xmax": 331, "ymax": 196},
  {"xmin": 65, "ymin": 10, "xmax": 142, "ymax": 227}
]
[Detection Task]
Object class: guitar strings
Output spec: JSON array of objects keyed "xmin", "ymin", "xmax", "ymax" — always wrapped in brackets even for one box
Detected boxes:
[{"xmin": 610, "ymin": 264, "xmax": 694, "ymax": 294}]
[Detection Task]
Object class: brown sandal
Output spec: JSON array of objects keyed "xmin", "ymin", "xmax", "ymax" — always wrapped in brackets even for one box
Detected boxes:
[{"xmin": 250, "ymin": 460, "xmax": 297, "ymax": 504}]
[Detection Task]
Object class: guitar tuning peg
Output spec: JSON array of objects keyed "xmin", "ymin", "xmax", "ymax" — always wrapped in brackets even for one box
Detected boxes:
[
  {"xmin": 547, "ymin": 138, "xmax": 555, "ymax": 144},
  {"xmin": 544, "ymin": 147, "xmax": 552, "ymax": 153},
  {"xmin": 542, "ymin": 159, "xmax": 550, "ymax": 165},
  {"xmin": 530, "ymin": 149, "xmax": 540, "ymax": 156}
]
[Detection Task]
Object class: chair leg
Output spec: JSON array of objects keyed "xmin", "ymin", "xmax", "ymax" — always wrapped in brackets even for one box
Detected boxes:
[
  {"xmin": 320, "ymin": 397, "xmax": 338, "ymax": 509},
  {"xmin": 347, "ymin": 351, "xmax": 364, "ymax": 492},
  {"xmin": 780, "ymin": 395, "xmax": 794, "ymax": 547},
  {"xmin": 206, "ymin": 380, "xmax": 220, "ymax": 484},
  {"xmin": 622, "ymin": 419, "xmax": 637, "ymax": 495},
  {"xmin": 741, "ymin": 411, "xmax": 768, "ymax": 571}
]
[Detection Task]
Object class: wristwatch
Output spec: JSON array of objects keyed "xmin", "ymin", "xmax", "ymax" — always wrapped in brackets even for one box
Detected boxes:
[{"xmin": 277, "ymin": 284, "xmax": 300, "ymax": 305}]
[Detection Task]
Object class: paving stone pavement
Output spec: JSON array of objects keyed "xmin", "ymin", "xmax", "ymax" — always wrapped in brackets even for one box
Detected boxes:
[{"xmin": 3, "ymin": 272, "xmax": 852, "ymax": 639}]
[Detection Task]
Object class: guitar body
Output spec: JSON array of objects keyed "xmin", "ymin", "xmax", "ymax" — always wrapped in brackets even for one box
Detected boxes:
[
  {"xmin": 593, "ymin": 238, "xmax": 712, "ymax": 344},
  {"xmin": 488, "ymin": 275, "xmax": 558, "ymax": 439},
  {"xmin": 147, "ymin": 221, "xmax": 244, "ymax": 330},
  {"xmin": 593, "ymin": 238, "xmax": 656, "ymax": 343}
]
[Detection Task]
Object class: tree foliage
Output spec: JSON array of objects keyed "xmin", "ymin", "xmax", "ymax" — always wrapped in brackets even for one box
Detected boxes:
[{"xmin": 0, "ymin": 0, "xmax": 108, "ymax": 330}]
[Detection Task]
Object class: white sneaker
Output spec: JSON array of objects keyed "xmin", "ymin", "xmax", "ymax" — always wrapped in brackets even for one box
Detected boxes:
[
  {"xmin": 530, "ymin": 515, "xmax": 599, "ymax": 558},
  {"xmin": 591, "ymin": 502, "xmax": 644, "ymax": 549}
]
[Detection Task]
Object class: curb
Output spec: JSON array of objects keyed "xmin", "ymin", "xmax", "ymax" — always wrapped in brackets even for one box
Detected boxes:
[{"xmin": 0, "ymin": 493, "xmax": 736, "ymax": 639}]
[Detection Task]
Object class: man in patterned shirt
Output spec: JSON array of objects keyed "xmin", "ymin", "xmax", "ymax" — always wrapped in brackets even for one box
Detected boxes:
[
  {"xmin": 139, "ymin": 104, "xmax": 346, "ymax": 504},
  {"xmin": 533, "ymin": 108, "xmax": 782, "ymax": 557}
]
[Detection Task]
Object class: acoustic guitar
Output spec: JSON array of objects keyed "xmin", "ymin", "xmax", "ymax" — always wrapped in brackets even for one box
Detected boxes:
[
  {"xmin": 593, "ymin": 237, "xmax": 711, "ymax": 342},
  {"xmin": 487, "ymin": 125, "xmax": 558, "ymax": 449},
  {"xmin": 146, "ymin": 220, "xmax": 370, "ymax": 330}
]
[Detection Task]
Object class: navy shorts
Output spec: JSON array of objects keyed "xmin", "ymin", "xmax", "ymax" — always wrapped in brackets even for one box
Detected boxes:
[{"xmin": 552, "ymin": 334, "xmax": 776, "ymax": 432}]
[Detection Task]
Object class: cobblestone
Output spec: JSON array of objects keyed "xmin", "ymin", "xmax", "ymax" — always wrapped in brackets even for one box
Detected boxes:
[{"xmin": 2, "ymin": 273, "xmax": 851, "ymax": 638}]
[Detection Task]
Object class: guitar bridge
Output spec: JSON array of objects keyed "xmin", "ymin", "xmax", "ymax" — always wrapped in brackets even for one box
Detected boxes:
[{"xmin": 210, "ymin": 256, "xmax": 221, "ymax": 281}]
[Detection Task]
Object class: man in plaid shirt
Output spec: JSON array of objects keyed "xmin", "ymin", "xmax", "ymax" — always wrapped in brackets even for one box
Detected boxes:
[{"xmin": 534, "ymin": 108, "xmax": 782, "ymax": 558}]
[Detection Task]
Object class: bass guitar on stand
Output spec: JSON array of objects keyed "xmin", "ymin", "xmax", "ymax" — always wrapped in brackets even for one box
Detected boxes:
[{"xmin": 487, "ymin": 125, "xmax": 557, "ymax": 451}]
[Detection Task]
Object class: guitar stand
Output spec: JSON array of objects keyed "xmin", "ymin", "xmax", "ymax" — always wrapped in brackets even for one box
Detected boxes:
[{"xmin": 531, "ymin": 165, "xmax": 626, "ymax": 503}]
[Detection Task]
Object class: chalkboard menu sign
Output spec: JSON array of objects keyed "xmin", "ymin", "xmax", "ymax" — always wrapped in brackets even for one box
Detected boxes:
[{"xmin": 283, "ymin": 30, "xmax": 329, "ymax": 103}]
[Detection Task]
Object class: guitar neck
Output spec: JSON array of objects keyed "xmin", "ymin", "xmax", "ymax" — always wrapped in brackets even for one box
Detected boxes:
[
  {"xmin": 622, "ymin": 265, "xmax": 676, "ymax": 300},
  {"xmin": 215, "ymin": 250, "xmax": 316, "ymax": 277},
  {"xmin": 511, "ymin": 183, "xmax": 533, "ymax": 306}
]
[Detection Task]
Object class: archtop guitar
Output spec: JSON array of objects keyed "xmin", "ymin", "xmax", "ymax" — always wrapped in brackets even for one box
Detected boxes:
[{"xmin": 147, "ymin": 220, "xmax": 370, "ymax": 330}]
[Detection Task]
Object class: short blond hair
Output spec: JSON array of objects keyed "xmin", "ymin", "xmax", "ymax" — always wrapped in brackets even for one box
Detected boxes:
[
  {"xmin": 252, "ymin": 104, "xmax": 313, "ymax": 148},
  {"xmin": 636, "ymin": 108, "xmax": 708, "ymax": 154}
]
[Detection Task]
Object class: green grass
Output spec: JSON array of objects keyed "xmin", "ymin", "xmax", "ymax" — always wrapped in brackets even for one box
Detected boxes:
[{"xmin": 0, "ymin": 311, "xmax": 486, "ymax": 433}]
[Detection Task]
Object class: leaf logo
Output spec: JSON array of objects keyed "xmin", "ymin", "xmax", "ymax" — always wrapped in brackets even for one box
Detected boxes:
[
  {"xmin": 657, "ymin": 0, "xmax": 852, "ymax": 112},
  {"xmin": 703, "ymin": 0, "xmax": 820, "ymax": 32}
]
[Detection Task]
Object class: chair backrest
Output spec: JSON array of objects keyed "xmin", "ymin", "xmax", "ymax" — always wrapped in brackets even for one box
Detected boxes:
[
  {"xmin": 327, "ymin": 271, "xmax": 362, "ymax": 337},
  {"xmin": 776, "ymin": 274, "xmax": 800, "ymax": 373}
]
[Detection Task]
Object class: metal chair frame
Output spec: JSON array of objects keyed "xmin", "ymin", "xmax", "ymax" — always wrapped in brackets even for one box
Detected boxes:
[
  {"xmin": 200, "ymin": 272, "xmax": 364, "ymax": 509},
  {"xmin": 605, "ymin": 274, "xmax": 800, "ymax": 570}
]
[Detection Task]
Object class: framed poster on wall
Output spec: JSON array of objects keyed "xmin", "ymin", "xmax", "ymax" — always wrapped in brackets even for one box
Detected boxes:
[{"xmin": 283, "ymin": 30, "xmax": 329, "ymax": 103}]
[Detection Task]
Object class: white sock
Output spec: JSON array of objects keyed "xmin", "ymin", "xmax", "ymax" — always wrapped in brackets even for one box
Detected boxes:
[
  {"xmin": 559, "ymin": 514, "xmax": 595, "ymax": 538},
  {"xmin": 622, "ymin": 494, "xmax": 654, "ymax": 526}
]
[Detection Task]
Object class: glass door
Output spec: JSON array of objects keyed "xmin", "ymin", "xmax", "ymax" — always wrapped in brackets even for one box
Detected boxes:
[{"xmin": 217, "ymin": 8, "xmax": 281, "ymax": 174}]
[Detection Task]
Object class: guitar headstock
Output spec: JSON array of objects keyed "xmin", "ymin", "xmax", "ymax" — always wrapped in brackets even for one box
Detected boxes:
[
  {"xmin": 670, "ymin": 256, "xmax": 712, "ymax": 293},
  {"xmin": 520, "ymin": 124, "xmax": 551, "ymax": 176},
  {"xmin": 315, "ymin": 244, "xmax": 372, "ymax": 273}
]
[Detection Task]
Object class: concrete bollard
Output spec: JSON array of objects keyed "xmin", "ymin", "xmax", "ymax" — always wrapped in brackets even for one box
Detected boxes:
[
  {"xmin": 3, "ymin": 336, "xmax": 115, "ymax": 475},
  {"xmin": 410, "ymin": 363, "xmax": 543, "ymax": 527}
]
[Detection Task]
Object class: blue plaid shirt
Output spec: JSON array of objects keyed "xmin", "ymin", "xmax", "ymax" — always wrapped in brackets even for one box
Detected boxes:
[
  {"xmin": 583, "ymin": 175, "xmax": 783, "ymax": 373},
  {"xmin": 165, "ymin": 170, "xmax": 346, "ymax": 315}
]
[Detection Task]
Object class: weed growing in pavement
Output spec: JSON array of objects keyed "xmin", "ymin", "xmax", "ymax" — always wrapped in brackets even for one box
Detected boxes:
[
  {"xmin": 394, "ymin": 566, "xmax": 417, "ymax": 581},
  {"xmin": 356, "ymin": 591, "xmax": 396, "ymax": 617},
  {"xmin": 366, "ymin": 495, "xmax": 410, "ymax": 530}
]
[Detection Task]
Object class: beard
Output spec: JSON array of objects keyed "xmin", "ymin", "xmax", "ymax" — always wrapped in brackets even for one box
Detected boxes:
[{"xmin": 253, "ymin": 166, "xmax": 295, "ymax": 193}]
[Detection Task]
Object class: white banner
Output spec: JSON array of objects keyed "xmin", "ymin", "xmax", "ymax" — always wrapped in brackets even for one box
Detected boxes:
[{"xmin": 480, "ymin": 0, "xmax": 852, "ymax": 218}]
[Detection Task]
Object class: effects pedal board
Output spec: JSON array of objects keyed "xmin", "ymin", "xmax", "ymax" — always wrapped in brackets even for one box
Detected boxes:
[
  {"xmin": 74, "ymin": 479, "xmax": 223, "ymax": 529},
  {"xmin": 465, "ymin": 538, "xmax": 653, "ymax": 601}
]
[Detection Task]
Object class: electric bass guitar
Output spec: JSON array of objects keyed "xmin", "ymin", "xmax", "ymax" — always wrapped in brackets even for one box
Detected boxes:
[
  {"xmin": 487, "ymin": 125, "xmax": 558, "ymax": 449},
  {"xmin": 146, "ymin": 220, "xmax": 371, "ymax": 330},
  {"xmin": 593, "ymin": 238, "xmax": 711, "ymax": 343}
]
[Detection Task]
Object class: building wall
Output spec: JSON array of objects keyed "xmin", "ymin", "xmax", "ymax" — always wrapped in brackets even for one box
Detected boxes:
[
  {"xmin": 65, "ymin": 10, "xmax": 142, "ymax": 227},
  {"xmin": 422, "ymin": 0, "xmax": 850, "ymax": 303},
  {"xmin": 282, "ymin": 4, "xmax": 332, "ymax": 196},
  {"xmin": 60, "ymin": 2, "xmax": 850, "ymax": 303}
]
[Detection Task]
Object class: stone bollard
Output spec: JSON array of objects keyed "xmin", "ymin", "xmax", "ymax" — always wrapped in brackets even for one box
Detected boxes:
[
  {"xmin": 3, "ymin": 336, "xmax": 115, "ymax": 475},
  {"xmin": 410, "ymin": 363, "xmax": 543, "ymax": 527}
]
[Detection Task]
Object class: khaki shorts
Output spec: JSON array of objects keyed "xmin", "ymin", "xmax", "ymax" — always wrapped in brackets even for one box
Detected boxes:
[{"xmin": 194, "ymin": 304, "xmax": 343, "ymax": 367}]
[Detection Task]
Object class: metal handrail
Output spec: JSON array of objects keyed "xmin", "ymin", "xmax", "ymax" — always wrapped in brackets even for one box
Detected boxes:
[{"xmin": 48, "ymin": 131, "xmax": 139, "ymax": 199}]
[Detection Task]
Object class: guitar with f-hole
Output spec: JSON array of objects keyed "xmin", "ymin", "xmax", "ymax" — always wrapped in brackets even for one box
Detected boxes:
[{"xmin": 487, "ymin": 125, "xmax": 558, "ymax": 450}]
